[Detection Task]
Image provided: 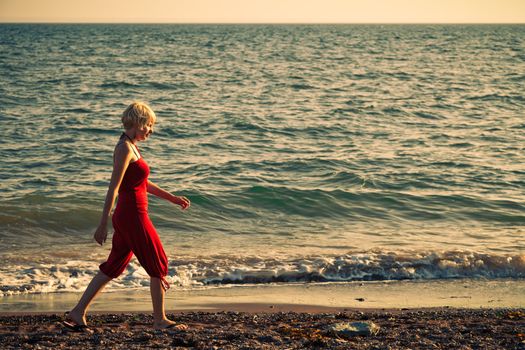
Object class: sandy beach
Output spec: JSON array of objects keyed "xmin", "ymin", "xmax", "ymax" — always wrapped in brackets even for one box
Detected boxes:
[
  {"xmin": 2, "ymin": 280, "xmax": 524, "ymax": 349},
  {"xmin": 1, "ymin": 306, "xmax": 524, "ymax": 349}
]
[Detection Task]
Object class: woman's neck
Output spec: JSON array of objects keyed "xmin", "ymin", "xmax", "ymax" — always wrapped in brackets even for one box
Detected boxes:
[{"xmin": 123, "ymin": 131, "xmax": 137, "ymax": 144}]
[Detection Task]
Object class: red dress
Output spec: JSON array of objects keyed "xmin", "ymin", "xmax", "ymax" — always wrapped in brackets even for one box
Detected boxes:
[{"xmin": 99, "ymin": 144, "xmax": 170, "ymax": 291}]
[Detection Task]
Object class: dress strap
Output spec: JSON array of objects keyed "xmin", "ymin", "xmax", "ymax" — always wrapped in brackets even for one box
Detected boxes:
[{"xmin": 120, "ymin": 132, "xmax": 140, "ymax": 159}]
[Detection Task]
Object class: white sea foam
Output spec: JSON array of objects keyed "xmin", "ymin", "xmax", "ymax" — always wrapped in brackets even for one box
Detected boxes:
[{"xmin": 1, "ymin": 250, "xmax": 523, "ymax": 296}]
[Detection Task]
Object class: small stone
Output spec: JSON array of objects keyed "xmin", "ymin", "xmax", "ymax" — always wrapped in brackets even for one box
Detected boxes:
[
  {"xmin": 326, "ymin": 321, "xmax": 380, "ymax": 338},
  {"xmin": 257, "ymin": 335, "xmax": 274, "ymax": 342}
]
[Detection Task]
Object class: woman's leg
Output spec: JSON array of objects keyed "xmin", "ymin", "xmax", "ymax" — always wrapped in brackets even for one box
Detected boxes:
[
  {"xmin": 150, "ymin": 277, "xmax": 167, "ymax": 322},
  {"xmin": 68, "ymin": 271, "xmax": 112, "ymax": 325},
  {"xmin": 82, "ymin": 223, "xmax": 132, "ymax": 325},
  {"xmin": 150, "ymin": 277, "xmax": 188, "ymax": 330}
]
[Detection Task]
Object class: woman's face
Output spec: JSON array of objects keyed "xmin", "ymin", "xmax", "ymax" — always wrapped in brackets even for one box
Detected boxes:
[{"xmin": 135, "ymin": 120, "xmax": 154, "ymax": 142}]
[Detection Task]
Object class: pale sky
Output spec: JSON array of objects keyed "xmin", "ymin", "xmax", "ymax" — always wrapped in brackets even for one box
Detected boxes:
[{"xmin": 1, "ymin": 0, "xmax": 524, "ymax": 23}]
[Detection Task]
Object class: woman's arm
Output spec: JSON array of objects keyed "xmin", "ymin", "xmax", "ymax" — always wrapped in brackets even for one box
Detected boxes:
[
  {"xmin": 147, "ymin": 180, "xmax": 175, "ymax": 201},
  {"xmin": 93, "ymin": 144, "xmax": 133, "ymax": 246},
  {"xmin": 147, "ymin": 180, "xmax": 190, "ymax": 210}
]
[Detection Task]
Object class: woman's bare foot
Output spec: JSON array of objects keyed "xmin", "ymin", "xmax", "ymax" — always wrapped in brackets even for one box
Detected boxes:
[
  {"xmin": 66, "ymin": 309, "xmax": 88, "ymax": 326},
  {"xmin": 153, "ymin": 318, "xmax": 188, "ymax": 330},
  {"xmin": 62, "ymin": 309, "xmax": 93, "ymax": 333}
]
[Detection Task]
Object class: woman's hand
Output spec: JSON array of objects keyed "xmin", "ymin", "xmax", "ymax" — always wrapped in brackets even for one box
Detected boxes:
[
  {"xmin": 94, "ymin": 224, "xmax": 108, "ymax": 246},
  {"xmin": 173, "ymin": 196, "xmax": 191, "ymax": 210}
]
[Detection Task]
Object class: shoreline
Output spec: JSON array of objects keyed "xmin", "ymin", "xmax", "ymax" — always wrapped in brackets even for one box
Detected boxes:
[
  {"xmin": 0, "ymin": 303, "xmax": 490, "ymax": 317},
  {"xmin": 2, "ymin": 279, "xmax": 524, "ymax": 314}
]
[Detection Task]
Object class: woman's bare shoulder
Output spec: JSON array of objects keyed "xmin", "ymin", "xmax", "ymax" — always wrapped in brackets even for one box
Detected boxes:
[
  {"xmin": 114, "ymin": 140, "xmax": 133, "ymax": 151},
  {"xmin": 113, "ymin": 141, "xmax": 133, "ymax": 162}
]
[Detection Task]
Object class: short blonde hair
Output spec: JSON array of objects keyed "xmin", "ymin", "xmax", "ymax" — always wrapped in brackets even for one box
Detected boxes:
[{"xmin": 121, "ymin": 102, "xmax": 156, "ymax": 129}]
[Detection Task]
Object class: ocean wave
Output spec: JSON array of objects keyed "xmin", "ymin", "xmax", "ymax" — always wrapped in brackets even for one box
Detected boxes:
[
  {"xmin": 290, "ymin": 83, "xmax": 316, "ymax": 90},
  {"xmin": 465, "ymin": 93, "xmax": 524, "ymax": 102},
  {"xmin": 172, "ymin": 250, "xmax": 525, "ymax": 284},
  {"xmin": 99, "ymin": 81, "xmax": 139, "ymax": 88},
  {"xmin": 1, "ymin": 250, "xmax": 523, "ymax": 296},
  {"xmin": 1, "ymin": 184, "xmax": 524, "ymax": 240}
]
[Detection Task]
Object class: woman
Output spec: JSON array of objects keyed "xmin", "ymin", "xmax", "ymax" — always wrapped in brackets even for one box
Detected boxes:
[{"xmin": 63, "ymin": 102, "xmax": 190, "ymax": 332}]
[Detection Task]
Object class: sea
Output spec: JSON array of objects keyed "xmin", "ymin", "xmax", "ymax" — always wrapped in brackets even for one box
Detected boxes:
[{"xmin": 0, "ymin": 24, "xmax": 524, "ymax": 297}]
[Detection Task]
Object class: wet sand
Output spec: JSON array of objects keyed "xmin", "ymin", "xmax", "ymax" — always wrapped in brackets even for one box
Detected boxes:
[
  {"xmin": 3, "ymin": 279, "xmax": 524, "ymax": 313},
  {"xmin": 1, "ymin": 306, "xmax": 524, "ymax": 349}
]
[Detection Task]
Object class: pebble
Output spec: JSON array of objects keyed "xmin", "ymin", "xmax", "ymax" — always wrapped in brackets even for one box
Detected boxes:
[{"xmin": 327, "ymin": 321, "xmax": 381, "ymax": 337}]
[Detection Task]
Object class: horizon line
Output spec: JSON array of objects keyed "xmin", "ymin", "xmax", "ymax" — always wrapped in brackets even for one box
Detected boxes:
[{"xmin": 1, "ymin": 21, "xmax": 525, "ymax": 25}]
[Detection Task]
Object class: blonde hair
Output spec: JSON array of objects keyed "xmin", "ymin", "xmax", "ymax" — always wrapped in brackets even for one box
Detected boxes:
[{"xmin": 121, "ymin": 102, "xmax": 156, "ymax": 129}]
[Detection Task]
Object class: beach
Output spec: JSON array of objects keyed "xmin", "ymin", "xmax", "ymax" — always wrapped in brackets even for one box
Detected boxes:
[
  {"xmin": 1, "ymin": 280, "xmax": 524, "ymax": 348},
  {"xmin": 1, "ymin": 307, "xmax": 524, "ymax": 349}
]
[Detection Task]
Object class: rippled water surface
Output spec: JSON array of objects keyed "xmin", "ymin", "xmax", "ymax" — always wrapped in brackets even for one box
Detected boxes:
[{"xmin": 0, "ymin": 24, "xmax": 524, "ymax": 295}]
